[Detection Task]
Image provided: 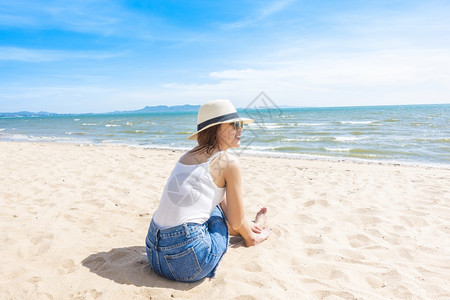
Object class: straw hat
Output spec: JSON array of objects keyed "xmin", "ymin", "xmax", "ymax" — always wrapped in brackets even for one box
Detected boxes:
[{"xmin": 187, "ymin": 99, "xmax": 254, "ymax": 140}]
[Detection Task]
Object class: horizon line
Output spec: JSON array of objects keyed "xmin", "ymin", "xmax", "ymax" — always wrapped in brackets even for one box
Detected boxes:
[{"xmin": 1, "ymin": 102, "xmax": 449, "ymax": 116}]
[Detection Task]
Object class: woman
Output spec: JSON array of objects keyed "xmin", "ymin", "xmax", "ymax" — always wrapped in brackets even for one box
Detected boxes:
[{"xmin": 145, "ymin": 99, "xmax": 271, "ymax": 282}]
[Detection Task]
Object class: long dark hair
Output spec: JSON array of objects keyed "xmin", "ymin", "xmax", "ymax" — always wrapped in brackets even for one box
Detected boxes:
[{"xmin": 192, "ymin": 124, "xmax": 220, "ymax": 154}]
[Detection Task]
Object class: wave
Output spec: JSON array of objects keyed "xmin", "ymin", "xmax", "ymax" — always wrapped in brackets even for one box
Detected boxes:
[
  {"xmin": 350, "ymin": 131, "xmax": 364, "ymax": 135},
  {"xmin": 414, "ymin": 138, "xmax": 450, "ymax": 143},
  {"xmin": 296, "ymin": 123, "xmax": 327, "ymax": 126},
  {"xmin": 1, "ymin": 133, "xmax": 70, "ymax": 142},
  {"xmin": 102, "ymin": 139, "xmax": 124, "ymax": 143},
  {"xmin": 301, "ymin": 131, "xmax": 332, "ymax": 136},
  {"xmin": 245, "ymin": 145, "xmax": 273, "ymax": 151},
  {"xmin": 325, "ymin": 147, "xmax": 351, "ymax": 152},
  {"xmin": 349, "ymin": 148, "xmax": 387, "ymax": 155},
  {"xmin": 248, "ymin": 122, "xmax": 284, "ymax": 129},
  {"xmin": 334, "ymin": 136, "xmax": 364, "ymax": 142},
  {"xmin": 118, "ymin": 130, "xmax": 147, "ymax": 134},
  {"xmin": 340, "ymin": 121, "xmax": 375, "ymax": 125},
  {"xmin": 348, "ymin": 148, "xmax": 419, "ymax": 157},
  {"xmin": 281, "ymin": 136, "xmax": 335, "ymax": 142},
  {"xmin": 256, "ymin": 137, "xmax": 280, "ymax": 142},
  {"xmin": 272, "ymin": 146, "xmax": 304, "ymax": 151}
]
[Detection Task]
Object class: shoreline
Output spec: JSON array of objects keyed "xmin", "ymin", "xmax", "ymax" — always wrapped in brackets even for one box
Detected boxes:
[{"xmin": 2, "ymin": 139, "xmax": 449, "ymax": 170}]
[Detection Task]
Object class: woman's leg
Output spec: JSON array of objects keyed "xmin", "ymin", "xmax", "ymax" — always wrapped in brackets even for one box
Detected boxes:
[
  {"xmin": 227, "ymin": 225, "xmax": 240, "ymax": 236},
  {"xmin": 204, "ymin": 206, "xmax": 229, "ymax": 279}
]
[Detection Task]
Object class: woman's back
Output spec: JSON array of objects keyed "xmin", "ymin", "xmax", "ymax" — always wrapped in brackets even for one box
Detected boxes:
[{"xmin": 151, "ymin": 150, "xmax": 226, "ymax": 229}]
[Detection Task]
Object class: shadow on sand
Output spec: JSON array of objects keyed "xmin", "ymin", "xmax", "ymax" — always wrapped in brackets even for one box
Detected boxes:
[
  {"xmin": 82, "ymin": 237, "xmax": 246, "ymax": 289},
  {"xmin": 81, "ymin": 246, "xmax": 203, "ymax": 290}
]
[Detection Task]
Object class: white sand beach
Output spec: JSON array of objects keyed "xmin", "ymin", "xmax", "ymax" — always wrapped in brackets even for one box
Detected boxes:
[{"xmin": 1, "ymin": 141, "xmax": 449, "ymax": 299}]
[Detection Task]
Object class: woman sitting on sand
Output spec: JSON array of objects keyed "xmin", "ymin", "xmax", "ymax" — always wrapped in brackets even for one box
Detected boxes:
[{"xmin": 145, "ymin": 99, "xmax": 271, "ymax": 282}]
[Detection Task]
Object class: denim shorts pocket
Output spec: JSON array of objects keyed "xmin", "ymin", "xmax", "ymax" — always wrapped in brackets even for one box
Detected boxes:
[{"xmin": 165, "ymin": 247, "xmax": 202, "ymax": 281}]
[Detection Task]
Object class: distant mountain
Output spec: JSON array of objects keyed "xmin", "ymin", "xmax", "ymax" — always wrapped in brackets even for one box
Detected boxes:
[
  {"xmin": 0, "ymin": 105, "xmax": 201, "ymax": 117},
  {"xmin": 116, "ymin": 104, "xmax": 200, "ymax": 114},
  {"xmin": 0, "ymin": 111, "xmax": 58, "ymax": 117}
]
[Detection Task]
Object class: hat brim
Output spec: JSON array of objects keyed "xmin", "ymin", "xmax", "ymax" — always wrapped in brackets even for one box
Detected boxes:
[{"xmin": 187, "ymin": 117, "xmax": 254, "ymax": 140}]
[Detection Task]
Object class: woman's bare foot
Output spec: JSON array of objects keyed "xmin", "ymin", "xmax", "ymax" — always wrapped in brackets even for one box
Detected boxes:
[
  {"xmin": 245, "ymin": 207, "xmax": 271, "ymax": 247},
  {"xmin": 254, "ymin": 207, "xmax": 268, "ymax": 227}
]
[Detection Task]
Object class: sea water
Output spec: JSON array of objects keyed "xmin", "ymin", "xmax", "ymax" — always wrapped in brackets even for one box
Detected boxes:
[{"xmin": 1, "ymin": 104, "xmax": 449, "ymax": 166}]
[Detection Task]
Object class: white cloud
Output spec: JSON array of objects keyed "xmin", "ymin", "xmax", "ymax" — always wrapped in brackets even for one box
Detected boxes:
[{"xmin": 155, "ymin": 45, "xmax": 450, "ymax": 108}]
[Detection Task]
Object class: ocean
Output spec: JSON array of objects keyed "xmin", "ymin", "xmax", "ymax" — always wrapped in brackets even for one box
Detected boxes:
[{"xmin": 1, "ymin": 104, "xmax": 449, "ymax": 166}]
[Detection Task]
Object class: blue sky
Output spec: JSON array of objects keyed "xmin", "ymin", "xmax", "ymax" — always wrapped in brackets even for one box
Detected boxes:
[{"xmin": 1, "ymin": 0, "xmax": 449, "ymax": 113}]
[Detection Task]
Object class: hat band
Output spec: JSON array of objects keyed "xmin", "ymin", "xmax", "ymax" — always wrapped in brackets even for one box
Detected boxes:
[{"xmin": 197, "ymin": 112, "xmax": 239, "ymax": 131}]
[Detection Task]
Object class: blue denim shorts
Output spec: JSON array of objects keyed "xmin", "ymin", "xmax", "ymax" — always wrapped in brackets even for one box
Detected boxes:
[{"xmin": 145, "ymin": 206, "xmax": 229, "ymax": 282}]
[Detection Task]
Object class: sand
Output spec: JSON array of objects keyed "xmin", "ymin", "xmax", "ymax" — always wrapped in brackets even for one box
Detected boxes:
[{"xmin": 1, "ymin": 141, "xmax": 449, "ymax": 299}]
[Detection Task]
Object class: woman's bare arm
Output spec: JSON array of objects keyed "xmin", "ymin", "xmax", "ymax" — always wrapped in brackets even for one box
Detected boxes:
[{"xmin": 219, "ymin": 153, "xmax": 271, "ymax": 247}]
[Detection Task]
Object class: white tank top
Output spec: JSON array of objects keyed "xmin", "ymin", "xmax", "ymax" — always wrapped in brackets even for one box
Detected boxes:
[{"xmin": 152, "ymin": 151, "xmax": 226, "ymax": 229}]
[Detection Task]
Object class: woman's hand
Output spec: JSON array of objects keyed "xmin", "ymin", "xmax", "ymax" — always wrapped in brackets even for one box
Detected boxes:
[{"xmin": 250, "ymin": 221, "xmax": 264, "ymax": 234}]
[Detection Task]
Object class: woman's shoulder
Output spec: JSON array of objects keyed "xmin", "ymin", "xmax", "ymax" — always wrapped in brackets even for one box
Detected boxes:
[
  {"xmin": 213, "ymin": 150, "xmax": 240, "ymax": 169},
  {"xmin": 209, "ymin": 151, "xmax": 241, "ymax": 184}
]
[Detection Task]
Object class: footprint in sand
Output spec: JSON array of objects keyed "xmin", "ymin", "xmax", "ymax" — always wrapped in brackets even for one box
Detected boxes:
[
  {"xmin": 340, "ymin": 249, "xmax": 367, "ymax": 260},
  {"xmin": 348, "ymin": 233, "xmax": 371, "ymax": 248},
  {"xmin": 366, "ymin": 275, "xmax": 386, "ymax": 289},
  {"xmin": 298, "ymin": 214, "xmax": 317, "ymax": 224},
  {"xmin": 392, "ymin": 225, "xmax": 406, "ymax": 232},
  {"xmin": 329, "ymin": 269, "xmax": 347, "ymax": 280},
  {"xmin": 70, "ymin": 289, "xmax": 102, "ymax": 299},
  {"xmin": 314, "ymin": 290, "xmax": 356, "ymax": 299},
  {"xmin": 27, "ymin": 276, "xmax": 41, "ymax": 284},
  {"xmin": 232, "ymin": 295, "xmax": 257, "ymax": 300},
  {"xmin": 320, "ymin": 226, "xmax": 333, "ymax": 233},
  {"xmin": 316, "ymin": 199, "xmax": 329, "ymax": 206},
  {"xmin": 305, "ymin": 248, "xmax": 326, "ymax": 257},
  {"xmin": 243, "ymin": 262, "xmax": 263, "ymax": 272},
  {"xmin": 303, "ymin": 200, "xmax": 315, "ymax": 207},
  {"xmin": 29, "ymin": 232, "xmax": 54, "ymax": 255},
  {"xmin": 302, "ymin": 235, "xmax": 322, "ymax": 244},
  {"xmin": 59, "ymin": 258, "xmax": 76, "ymax": 274}
]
